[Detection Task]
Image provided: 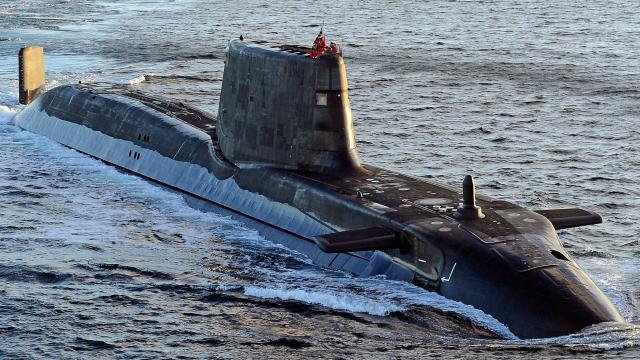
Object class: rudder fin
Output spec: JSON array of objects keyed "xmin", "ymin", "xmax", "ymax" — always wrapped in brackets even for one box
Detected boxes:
[{"xmin": 19, "ymin": 46, "xmax": 45, "ymax": 105}]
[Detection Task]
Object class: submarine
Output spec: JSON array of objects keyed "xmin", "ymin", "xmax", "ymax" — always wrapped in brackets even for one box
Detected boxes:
[{"xmin": 13, "ymin": 39, "xmax": 624, "ymax": 339}]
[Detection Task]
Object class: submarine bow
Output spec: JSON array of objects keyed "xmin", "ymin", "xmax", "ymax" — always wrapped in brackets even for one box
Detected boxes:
[{"xmin": 12, "ymin": 39, "xmax": 624, "ymax": 339}]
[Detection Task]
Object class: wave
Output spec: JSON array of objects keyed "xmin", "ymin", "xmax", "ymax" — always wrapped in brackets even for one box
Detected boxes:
[
  {"xmin": 241, "ymin": 277, "xmax": 516, "ymax": 340},
  {"xmin": 263, "ymin": 337, "xmax": 312, "ymax": 349},
  {"xmin": 244, "ymin": 285, "xmax": 405, "ymax": 316},
  {"xmin": 92, "ymin": 294, "xmax": 147, "ymax": 306},
  {"xmin": 177, "ymin": 53, "xmax": 220, "ymax": 60},
  {"xmin": 70, "ymin": 337, "xmax": 117, "ymax": 351},
  {"xmin": 0, "ymin": 264, "xmax": 74, "ymax": 284},
  {"xmin": 515, "ymin": 322, "xmax": 640, "ymax": 351}
]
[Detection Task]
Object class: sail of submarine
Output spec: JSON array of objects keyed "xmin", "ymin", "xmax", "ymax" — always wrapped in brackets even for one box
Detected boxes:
[{"xmin": 14, "ymin": 40, "xmax": 624, "ymax": 339}]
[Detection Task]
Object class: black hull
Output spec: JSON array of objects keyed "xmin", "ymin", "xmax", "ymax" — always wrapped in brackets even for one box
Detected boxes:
[
  {"xmin": 14, "ymin": 84, "xmax": 624, "ymax": 339},
  {"xmin": 14, "ymin": 85, "xmax": 415, "ymax": 283}
]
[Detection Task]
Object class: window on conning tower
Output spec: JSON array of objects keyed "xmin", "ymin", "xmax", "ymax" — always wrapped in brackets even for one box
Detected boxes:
[{"xmin": 315, "ymin": 92, "xmax": 327, "ymax": 106}]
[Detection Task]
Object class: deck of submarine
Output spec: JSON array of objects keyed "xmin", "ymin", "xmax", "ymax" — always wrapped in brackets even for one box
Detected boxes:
[{"xmin": 82, "ymin": 83, "xmax": 535, "ymax": 244}]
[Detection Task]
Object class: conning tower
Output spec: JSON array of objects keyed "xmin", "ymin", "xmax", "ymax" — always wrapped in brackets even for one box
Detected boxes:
[{"xmin": 217, "ymin": 40, "xmax": 361, "ymax": 173}]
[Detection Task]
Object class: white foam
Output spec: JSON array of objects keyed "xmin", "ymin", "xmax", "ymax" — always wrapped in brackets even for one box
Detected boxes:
[
  {"xmin": 243, "ymin": 282, "xmax": 517, "ymax": 339},
  {"xmin": 215, "ymin": 284, "xmax": 243, "ymax": 291},
  {"xmin": 404, "ymin": 289, "xmax": 518, "ymax": 339},
  {"xmin": 580, "ymin": 257, "xmax": 639, "ymax": 321},
  {"xmin": 0, "ymin": 104, "xmax": 18, "ymax": 124},
  {"xmin": 242, "ymin": 272, "xmax": 516, "ymax": 339},
  {"xmin": 244, "ymin": 285, "xmax": 404, "ymax": 316},
  {"xmin": 127, "ymin": 74, "xmax": 153, "ymax": 85}
]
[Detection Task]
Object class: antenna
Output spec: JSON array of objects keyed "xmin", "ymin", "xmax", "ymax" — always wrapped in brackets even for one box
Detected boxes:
[{"xmin": 453, "ymin": 175, "xmax": 485, "ymax": 220}]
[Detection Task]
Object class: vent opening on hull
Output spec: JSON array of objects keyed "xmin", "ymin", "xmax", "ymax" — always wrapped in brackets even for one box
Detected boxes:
[
  {"xmin": 129, "ymin": 150, "xmax": 141, "ymax": 160},
  {"xmin": 137, "ymin": 133, "xmax": 151, "ymax": 143},
  {"xmin": 550, "ymin": 249, "xmax": 569, "ymax": 261}
]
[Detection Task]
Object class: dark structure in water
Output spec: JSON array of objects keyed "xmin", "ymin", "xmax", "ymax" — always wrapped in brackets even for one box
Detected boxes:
[{"xmin": 14, "ymin": 40, "xmax": 624, "ymax": 339}]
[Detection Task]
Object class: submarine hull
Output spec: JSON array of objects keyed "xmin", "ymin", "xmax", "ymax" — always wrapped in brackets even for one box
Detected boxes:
[
  {"xmin": 14, "ymin": 85, "xmax": 415, "ymax": 281},
  {"xmin": 14, "ymin": 84, "xmax": 623, "ymax": 339},
  {"xmin": 12, "ymin": 40, "xmax": 624, "ymax": 339}
]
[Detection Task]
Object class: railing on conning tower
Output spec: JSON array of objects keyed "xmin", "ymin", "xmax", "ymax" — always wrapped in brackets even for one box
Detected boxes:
[{"xmin": 240, "ymin": 39, "xmax": 342, "ymax": 57}]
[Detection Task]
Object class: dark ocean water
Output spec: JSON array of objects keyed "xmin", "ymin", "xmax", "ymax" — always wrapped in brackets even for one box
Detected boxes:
[{"xmin": 0, "ymin": 1, "xmax": 639, "ymax": 358}]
